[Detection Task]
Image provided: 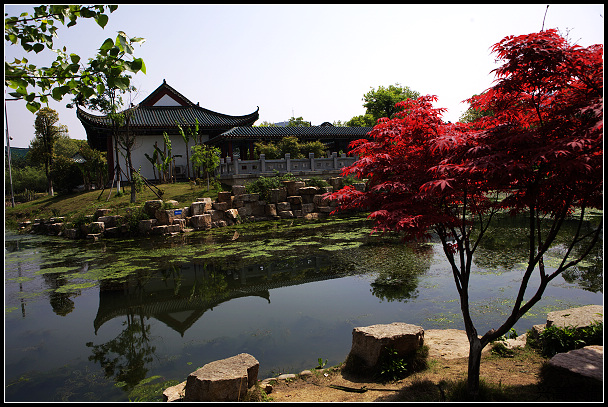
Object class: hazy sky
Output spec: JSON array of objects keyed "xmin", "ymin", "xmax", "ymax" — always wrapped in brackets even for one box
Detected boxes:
[{"xmin": 4, "ymin": 4, "xmax": 604, "ymax": 148}]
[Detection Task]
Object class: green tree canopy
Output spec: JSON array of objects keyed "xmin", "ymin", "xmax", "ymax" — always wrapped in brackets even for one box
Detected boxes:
[
  {"xmin": 458, "ymin": 93, "xmax": 494, "ymax": 123},
  {"xmin": 363, "ymin": 84, "xmax": 421, "ymax": 120},
  {"xmin": 286, "ymin": 116, "xmax": 311, "ymax": 127},
  {"xmin": 29, "ymin": 107, "xmax": 67, "ymax": 195},
  {"xmin": 346, "ymin": 113, "xmax": 376, "ymax": 127},
  {"xmin": 347, "ymin": 84, "xmax": 421, "ymax": 126},
  {"xmin": 255, "ymin": 136, "xmax": 327, "ymax": 159}
]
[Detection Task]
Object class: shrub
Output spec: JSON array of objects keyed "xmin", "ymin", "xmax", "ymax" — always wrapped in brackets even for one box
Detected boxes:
[
  {"xmin": 539, "ymin": 321, "xmax": 603, "ymax": 357},
  {"xmin": 7, "ymin": 165, "xmax": 47, "ymax": 194},
  {"xmin": 246, "ymin": 172, "xmax": 298, "ymax": 201},
  {"xmin": 124, "ymin": 206, "xmax": 150, "ymax": 234},
  {"xmin": 305, "ymin": 177, "xmax": 330, "ymax": 189}
]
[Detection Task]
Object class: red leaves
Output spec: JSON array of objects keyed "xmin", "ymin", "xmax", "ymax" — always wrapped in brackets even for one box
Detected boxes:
[
  {"xmin": 419, "ymin": 179, "xmax": 453, "ymax": 194},
  {"xmin": 326, "ymin": 30, "xmax": 602, "ymax": 243}
]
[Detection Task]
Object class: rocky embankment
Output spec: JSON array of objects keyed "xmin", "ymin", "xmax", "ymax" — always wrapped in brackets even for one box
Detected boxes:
[{"xmin": 17, "ymin": 178, "xmax": 366, "ymax": 240}]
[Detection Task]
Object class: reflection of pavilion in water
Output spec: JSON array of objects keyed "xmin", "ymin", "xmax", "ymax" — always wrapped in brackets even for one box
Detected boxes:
[{"xmin": 94, "ymin": 256, "xmax": 358, "ymax": 336}]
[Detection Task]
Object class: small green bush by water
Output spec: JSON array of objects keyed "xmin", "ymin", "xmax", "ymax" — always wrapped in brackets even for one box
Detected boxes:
[
  {"xmin": 245, "ymin": 172, "xmax": 297, "ymax": 200},
  {"xmin": 538, "ymin": 320, "xmax": 603, "ymax": 357}
]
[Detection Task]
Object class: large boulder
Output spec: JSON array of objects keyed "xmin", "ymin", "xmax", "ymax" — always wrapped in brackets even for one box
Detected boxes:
[
  {"xmin": 143, "ymin": 200, "xmax": 163, "ymax": 218},
  {"xmin": 190, "ymin": 214, "xmax": 212, "ymax": 230},
  {"xmin": 232, "ymin": 185, "xmax": 246, "ymax": 195},
  {"xmin": 138, "ymin": 219, "xmax": 158, "ymax": 234},
  {"xmin": 97, "ymin": 215, "xmax": 123, "ymax": 228},
  {"xmin": 217, "ymin": 191, "xmax": 232, "ymax": 203},
  {"xmin": 531, "ymin": 304, "xmax": 604, "ymax": 341},
  {"xmin": 546, "ymin": 305, "xmax": 603, "ymax": 329},
  {"xmin": 183, "ymin": 353, "xmax": 259, "ymax": 402},
  {"xmin": 543, "ymin": 345, "xmax": 603, "ymax": 401},
  {"xmin": 548, "ymin": 345, "xmax": 603, "ymax": 382},
  {"xmin": 345, "ymin": 322, "xmax": 424, "ymax": 373}
]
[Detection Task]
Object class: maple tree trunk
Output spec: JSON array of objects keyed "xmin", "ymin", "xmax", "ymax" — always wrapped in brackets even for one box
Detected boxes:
[{"xmin": 466, "ymin": 336, "xmax": 483, "ymax": 400}]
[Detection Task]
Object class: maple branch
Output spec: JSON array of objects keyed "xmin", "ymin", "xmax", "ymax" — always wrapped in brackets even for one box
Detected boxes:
[
  {"xmin": 541, "ymin": 5, "xmax": 550, "ymax": 32},
  {"xmin": 552, "ymin": 204, "xmax": 602, "ymax": 277}
]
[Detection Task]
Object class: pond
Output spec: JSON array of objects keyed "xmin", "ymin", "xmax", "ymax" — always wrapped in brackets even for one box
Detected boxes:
[{"xmin": 4, "ymin": 214, "xmax": 603, "ymax": 401}]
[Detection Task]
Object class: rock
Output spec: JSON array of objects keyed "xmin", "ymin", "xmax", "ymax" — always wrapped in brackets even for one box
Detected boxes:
[
  {"xmin": 548, "ymin": 345, "xmax": 603, "ymax": 382},
  {"xmin": 299, "ymin": 370, "xmax": 313, "ymax": 377},
  {"xmin": 94, "ymin": 208, "xmax": 112, "ymax": 218},
  {"xmin": 265, "ymin": 203, "xmax": 277, "ymax": 217},
  {"xmin": 268, "ymin": 188, "xmax": 287, "ymax": 203},
  {"xmin": 287, "ymin": 196, "xmax": 303, "ymax": 205},
  {"xmin": 245, "ymin": 201, "xmax": 266, "ymax": 216},
  {"xmin": 301, "ymin": 203, "xmax": 315, "ymax": 215},
  {"xmin": 241, "ymin": 193, "xmax": 260, "ymax": 202},
  {"xmin": 207, "ymin": 209, "xmax": 225, "ymax": 222},
  {"xmin": 277, "ymin": 373, "xmax": 297, "ymax": 381},
  {"xmin": 97, "ymin": 215, "xmax": 123, "ymax": 228},
  {"xmin": 346, "ymin": 322, "xmax": 424, "ymax": 372},
  {"xmin": 190, "ymin": 214, "xmax": 212, "ymax": 230},
  {"xmin": 278, "ymin": 210, "xmax": 294, "ymax": 219},
  {"xmin": 502, "ymin": 333, "xmax": 528, "ymax": 349},
  {"xmin": 284, "ymin": 180, "xmax": 305, "ymax": 196},
  {"xmin": 543, "ymin": 345, "xmax": 604, "ymax": 400},
  {"xmin": 225, "ymin": 208, "xmax": 240, "ymax": 221},
  {"xmin": 144, "ymin": 200, "xmax": 164, "ymax": 218},
  {"xmin": 155, "ymin": 209, "xmax": 174, "ymax": 225},
  {"xmin": 424, "ymin": 329, "xmax": 490, "ymax": 360},
  {"xmin": 237, "ymin": 205, "xmax": 252, "ymax": 217},
  {"xmin": 138, "ymin": 219, "xmax": 158, "ymax": 234},
  {"xmin": 276, "ymin": 202, "xmax": 291, "ymax": 211},
  {"xmin": 217, "ymin": 191, "xmax": 232, "ymax": 203},
  {"xmin": 193, "ymin": 197, "xmax": 213, "ymax": 212},
  {"xmin": 48, "ymin": 222, "xmax": 64, "ymax": 235},
  {"xmin": 184, "ymin": 353, "xmax": 259, "ymax": 402},
  {"xmin": 64, "ymin": 228, "xmax": 80, "ymax": 239},
  {"xmin": 89, "ymin": 221, "xmax": 105, "ymax": 234},
  {"xmin": 546, "ymin": 305, "xmax": 603, "ymax": 329},
  {"xmin": 163, "ymin": 381, "xmax": 186, "ymax": 402},
  {"xmin": 232, "ymin": 185, "xmax": 246, "ymax": 195},
  {"xmin": 212, "ymin": 201, "xmax": 230, "ymax": 211},
  {"xmin": 328, "ymin": 177, "xmax": 343, "ymax": 190},
  {"xmin": 298, "ymin": 186, "xmax": 319, "ymax": 195}
]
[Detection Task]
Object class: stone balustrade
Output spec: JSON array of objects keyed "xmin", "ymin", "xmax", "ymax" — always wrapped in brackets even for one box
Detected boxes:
[{"xmin": 217, "ymin": 152, "xmax": 357, "ymax": 180}]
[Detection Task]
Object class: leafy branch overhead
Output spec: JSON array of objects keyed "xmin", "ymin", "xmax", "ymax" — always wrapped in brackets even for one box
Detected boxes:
[{"xmin": 5, "ymin": 5, "xmax": 145, "ymax": 113}]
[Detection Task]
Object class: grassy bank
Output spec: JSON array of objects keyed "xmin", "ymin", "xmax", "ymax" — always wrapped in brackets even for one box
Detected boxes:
[{"xmin": 5, "ymin": 182, "xmax": 221, "ymax": 231}]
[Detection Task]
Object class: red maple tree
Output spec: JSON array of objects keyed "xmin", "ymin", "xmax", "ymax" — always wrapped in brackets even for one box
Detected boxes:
[{"xmin": 328, "ymin": 29, "xmax": 602, "ymax": 399}]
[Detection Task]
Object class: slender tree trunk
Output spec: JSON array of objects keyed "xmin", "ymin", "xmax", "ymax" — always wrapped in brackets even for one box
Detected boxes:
[
  {"xmin": 128, "ymin": 152, "xmax": 136, "ymax": 203},
  {"xmin": 45, "ymin": 161, "xmax": 54, "ymax": 196},
  {"xmin": 466, "ymin": 336, "xmax": 483, "ymax": 400},
  {"xmin": 114, "ymin": 133, "xmax": 121, "ymax": 194}
]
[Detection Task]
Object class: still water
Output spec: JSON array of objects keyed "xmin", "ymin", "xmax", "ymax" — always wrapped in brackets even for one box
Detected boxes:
[{"xmin": 4, "ymin": 214, "xmax": 602, "ymax": 401}]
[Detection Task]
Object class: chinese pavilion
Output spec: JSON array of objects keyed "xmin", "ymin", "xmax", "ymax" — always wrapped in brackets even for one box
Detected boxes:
[{"xmin": 77, "ymin": 80, "xmax": 372, "ymax": 181}]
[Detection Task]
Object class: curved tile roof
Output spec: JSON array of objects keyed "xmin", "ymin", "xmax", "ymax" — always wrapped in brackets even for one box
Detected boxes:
[
  {"xmin": 214, "ymin": 125, "xmax": 373, "ymax": 141},
  {"xmin": 77, "ymin": 105, "xmax": 259, "ymax": 130}
]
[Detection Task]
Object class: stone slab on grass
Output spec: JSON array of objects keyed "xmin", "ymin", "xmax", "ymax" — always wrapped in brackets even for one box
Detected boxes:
[{"xmin": 548, "ymin": 345, "xmax": 603, "ymax": 382}]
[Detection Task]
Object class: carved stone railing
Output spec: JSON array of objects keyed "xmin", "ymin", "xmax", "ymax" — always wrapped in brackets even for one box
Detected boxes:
[{"xmin": 217, "ymin": 152, "xmax": 356, "ymax": 177}]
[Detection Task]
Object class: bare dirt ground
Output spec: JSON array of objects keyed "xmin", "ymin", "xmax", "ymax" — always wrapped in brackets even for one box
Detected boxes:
[
  {"xmin": 264, "ymin": 329, "xmax": 548, "ymax": 402},
  {"xmin": 267, "ymin": 351, "xmax": 545, "ymax": 402}
]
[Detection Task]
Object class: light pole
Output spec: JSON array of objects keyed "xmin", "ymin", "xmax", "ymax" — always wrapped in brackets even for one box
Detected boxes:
[{"xmin": 5, "ymin": 99, "xmax": 16, "ymax": 208}]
